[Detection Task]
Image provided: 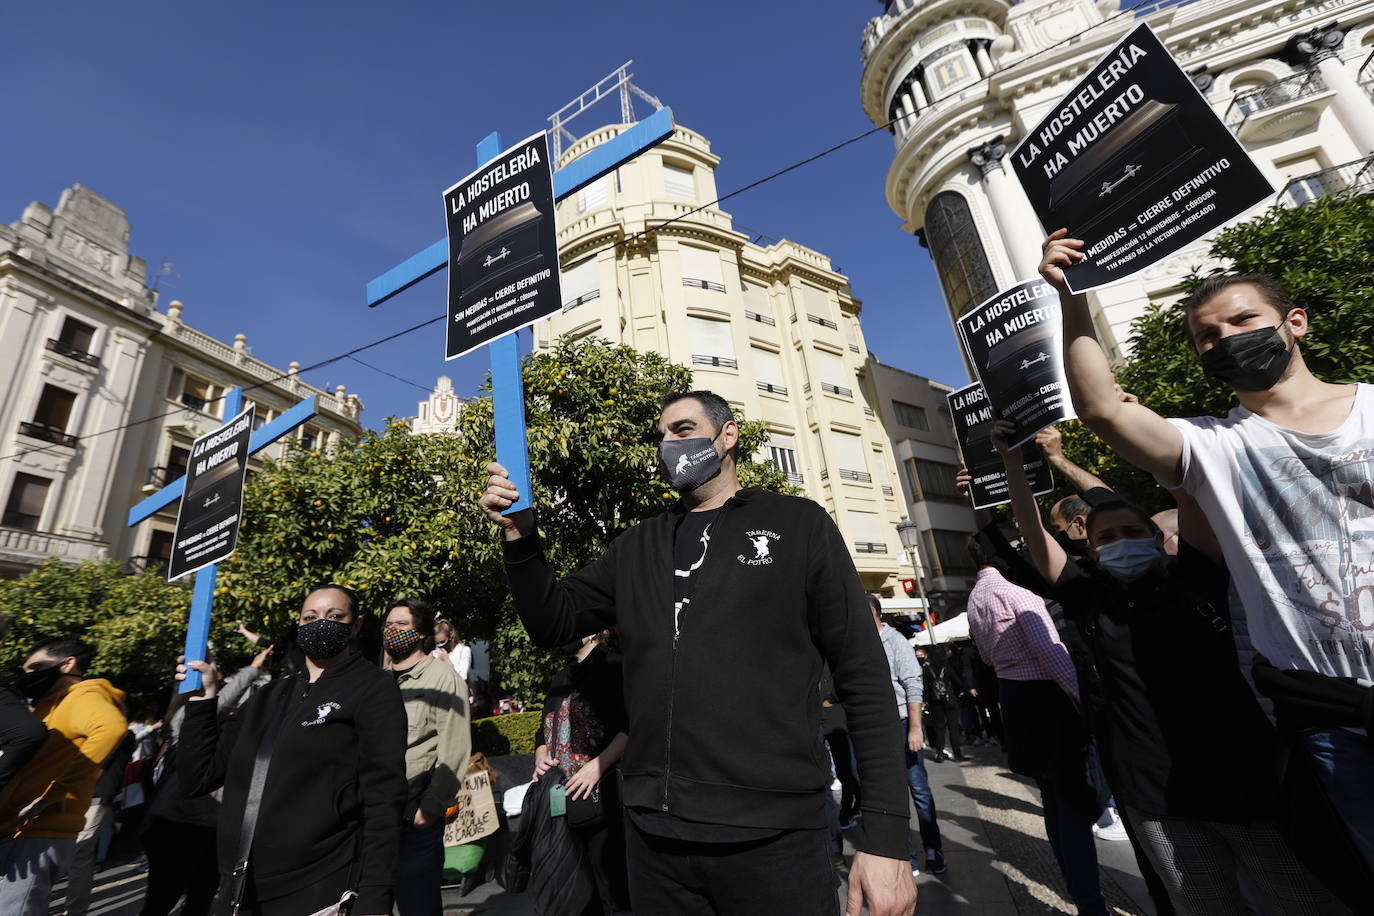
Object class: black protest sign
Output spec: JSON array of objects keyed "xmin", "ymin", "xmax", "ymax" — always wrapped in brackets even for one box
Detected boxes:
[
  {"xmin": 168, "ymin": 405, "xmax": 255, "ymax": 581},
  {"xmin": 1011, "ymin": 23, "xmax": 1272, "ymax": 292},
  {"xmin": 444, "ymin": 132, "xmax": 562, "ymax": 360},
  {"xmin": 957, "ymin": 277, "xmax": 1074, "ymax": 448},
  {"xmin": 947, "ymin": 383, "xmax": 1053, "ymax": 511}
]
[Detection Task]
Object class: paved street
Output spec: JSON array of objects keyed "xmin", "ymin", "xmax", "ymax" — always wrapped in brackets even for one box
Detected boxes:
[{"xmin": 52, "ymin": 742, "xmax": 1154, "ymax": 915}]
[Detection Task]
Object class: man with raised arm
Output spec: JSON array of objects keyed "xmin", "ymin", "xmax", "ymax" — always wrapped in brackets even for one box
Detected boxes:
[
  {"xmin": 1042, "ymin": 229, "xmax": 1374, "ymax": 881},
  {"xmin": 480, "ymin": 390, "xmax": 915, "ymax": 916}
]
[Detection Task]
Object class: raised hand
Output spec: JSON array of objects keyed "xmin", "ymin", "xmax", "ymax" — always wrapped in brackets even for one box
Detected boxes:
[{"xmin": 1040, "ymin": 228, "xmax": 1085, "ymax": 293}]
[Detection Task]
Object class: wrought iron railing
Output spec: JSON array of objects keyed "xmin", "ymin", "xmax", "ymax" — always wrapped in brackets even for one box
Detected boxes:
[
  {"xmin": 144, "ymin": 465, "xmax": 186, "ymax": 491},
  {"xmin": 756, "ymin": 382, "xmax": 788, "ymax": 396},
  {"xmin": 882, "ymin": 485, "xmax": 894, "ymax": 496},
  {"xmin": 786, "ymin": 471, "xmax": 804, "ymax": 484},
  {"xmin": 45, "ymin": 338, "xmax": 100, "ymax": 367},
  {"xmin": 1225, "ymin": 69, "xmax": 1327, "ymax": 131},
  {"xmin": 807, "ymin": 314, "xmax": 838, "ymax": 330},
  {"xmin": 854, "ymin": 541, "xmax": 887, "ymax": 554},
  {"xmin": 691, "ymin": 355, "xmax": 737, "ymax": 369},
  {"xmin": 1360, "ymin": 46, "xmax": 1374, "ymax": 100},
  {"xmin": 18, "ymin": 421, "xmax": 77, "ymax": 448},
  {"xmin": 821, "ymin": 382, "xmax": 852, "ymax": 398},
  {"xmin": 839, "ymin": 469, "xmax": 873, "ymax": 483},
  {"xmin": 682, "ymin": 278, "xmax": 726, "ymax": 292},
  {"xmin": 744, "ymin": 310, "xmax": 775, "ymax": 326},
  {"xmin": 1278, "ymin": 156, "xmax": 1374, "ymax": 208},
  {"xmin": 563, "ymin": 290, "xmax": 601, "ymax": 311}
]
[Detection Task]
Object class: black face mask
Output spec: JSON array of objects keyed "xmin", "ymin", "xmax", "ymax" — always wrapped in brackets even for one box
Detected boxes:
[
  {"xmin": 659, "ymin": 431, "xmax": 723, "ymax": 493},
  {"xmin": 295, "ymin": 618, "xmax": 352, "ymax": 661},
  {"xmin": 17, "ymin": 664, "xmax": 64, "ymax": 703},
  {"xmin": 1200, "ymin": 323, "xmax": 1294, "ymax": 391},
  {"xmin": 1053, "ymin": 529, "xmax": 1089, "ymax": 557}
]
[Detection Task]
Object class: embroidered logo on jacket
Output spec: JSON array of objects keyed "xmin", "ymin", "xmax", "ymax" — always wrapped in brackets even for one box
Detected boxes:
[
  {"xmin": 737, "ymin": 529, "xmax": 780, "ymax": 566},
  {"xmin": 302, "ymin": 701, "xmax": 341, "ymax": 727}
]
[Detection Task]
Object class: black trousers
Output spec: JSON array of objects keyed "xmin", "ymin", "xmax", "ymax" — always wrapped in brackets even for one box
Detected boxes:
[
  {"xmin": 925, "ymin": 700, "xmax": 962, "ymax": 757},
  {"xmin": 625, "ymin": 820, "xmax": 838, "ymax": 915},
  {"xmin": 393, "ymin": 820, "xmax": 444, "ymax": 916},
  {"xmin": 139, "ymin": 817, "xmax": 219, "ymax": 916}
]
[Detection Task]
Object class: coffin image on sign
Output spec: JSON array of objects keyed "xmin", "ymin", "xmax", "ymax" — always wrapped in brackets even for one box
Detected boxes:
[
  {"xmin": 983, "ymin": 322, "xmax": 1059, "ymax": 414},
  {"xmin": 1047, "ymin": 98, "xmax": 1207, "ymax": 238},
  {"xmin": 183, "ymin": 454, "xmax": 243, "ymax": 531},
  {"xmin": 456, "ymin": 201, "xmax": 547, "ymax": 299}
]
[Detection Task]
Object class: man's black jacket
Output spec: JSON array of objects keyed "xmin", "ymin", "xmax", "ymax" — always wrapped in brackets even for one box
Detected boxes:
[
  {"xmin": 179, "ymin": 652, "xmax": 407, "ymax": 914},
  {"xmin": 503, "ymin": 486, "xmax": 909, "ymax": 858}
]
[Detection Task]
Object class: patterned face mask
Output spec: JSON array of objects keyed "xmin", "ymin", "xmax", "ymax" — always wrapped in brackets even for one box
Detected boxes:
[{"xmin": 382, "ymin": 624, "xmax": 425, "ymax": 660}]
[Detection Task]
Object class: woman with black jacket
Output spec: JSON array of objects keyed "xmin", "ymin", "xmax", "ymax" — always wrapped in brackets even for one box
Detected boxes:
[
  {"xmin": 175, "ymin": 585, "xmax": 408, "ymax": 916},
  {"xmin": 917, "ymin": 644, "xmax": 965, "ymax": 762}
]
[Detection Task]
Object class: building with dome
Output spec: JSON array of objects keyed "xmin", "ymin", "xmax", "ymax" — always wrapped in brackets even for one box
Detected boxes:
[{"xmin": 859, "ymin": 0, "xmax": 1374, "ymax": 365}]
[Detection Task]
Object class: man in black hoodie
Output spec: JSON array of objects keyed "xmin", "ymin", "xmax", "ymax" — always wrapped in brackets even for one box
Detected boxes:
[{"xmin": 481, "ymin": 390, "xmax": 915, "ymax": 916}]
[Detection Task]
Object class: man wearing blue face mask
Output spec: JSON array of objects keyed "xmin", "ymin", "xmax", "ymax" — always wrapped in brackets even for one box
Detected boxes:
[
  {"xmin": 480, "ymin": 390, "xmax": 916, "ymax": 916},
  {"xmin": 991, "ymin": 420, "xmax": 1345, "ymax": 914}
]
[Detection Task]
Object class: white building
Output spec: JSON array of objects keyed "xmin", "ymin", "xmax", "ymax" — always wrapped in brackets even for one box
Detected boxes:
[
  {"xmin": 536, "ymin": 123, "xmax": 908, "ymax": 593},
  {"xmin": 859, "ymin": 0, "xmax": 1374, "ymax": 362},
  {"xmin": 0, "ymin": 184, "xmax": 365, "ymax": 577}
]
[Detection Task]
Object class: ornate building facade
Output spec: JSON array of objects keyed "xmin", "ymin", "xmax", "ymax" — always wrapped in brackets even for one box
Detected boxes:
[
  {"xmin": 0, "ymin": 185, "xmax": 365, "ymax": 577},
  {"xmin": 860, "ymin": 0, "xmax": 1374, "ymax": 362},
  {"xmin": 535, "ymin": 124, "xmax": 907, "ymax": 593}
]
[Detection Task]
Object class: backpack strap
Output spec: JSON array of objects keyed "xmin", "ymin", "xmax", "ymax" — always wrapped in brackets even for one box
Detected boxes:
[{"xmin": 226, "ymin": 680, "xmax": 295, "ymax": 915}]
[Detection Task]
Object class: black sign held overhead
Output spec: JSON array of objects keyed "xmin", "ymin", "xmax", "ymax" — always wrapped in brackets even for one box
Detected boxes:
[
  {"xmin": 1011, "ymin": 23, "xmax": 1272, "ymax": 293},
  {"xmin": 947, "ymin": 383, "xmax": 1054, "ymax": 511},
  {"xmin": 444, "ymin": 132, "xmax": 562, "ymax": 360},
  {"xmin": 957, "ymin": 277, "xmax": 1075, "ymax": 449},
  {"xmin": 168, "ymin": 405, "xmax": 255, "ymax": 581}
]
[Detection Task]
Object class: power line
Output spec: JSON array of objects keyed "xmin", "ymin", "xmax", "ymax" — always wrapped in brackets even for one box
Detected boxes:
[
  {"xmin": 2, "ymin": 0, "xmax": 1172, "ymax": 468},
  {"xmin": 345, "ymin": 354, "xmax": 437, "ymax": 393}
]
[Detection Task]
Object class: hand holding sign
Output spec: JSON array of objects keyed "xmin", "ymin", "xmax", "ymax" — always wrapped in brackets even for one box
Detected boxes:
[
  {"xmin": 1039, "ymin": 229, "xmax": 1087, "ymax": 294},
  {"xmin": 479, "ymin": 461, "xmax": 534, "ymax": 540}
]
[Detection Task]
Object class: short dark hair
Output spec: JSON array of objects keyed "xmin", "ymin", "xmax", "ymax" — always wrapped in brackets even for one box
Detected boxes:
[
  {"xmin": 967, "ymin": 536, "xmax": 994, "ymax": 570},
  {"xmin": 307, "ymin": 583, "xmax": 359, "ymax": 616},
  {"xmin": 27, "ymin": 636, "xmax": 93, "ymax": 675},
  {"xmin": 866, "ymin": 594, "xmax": 883, "ymax": 615},
  {"xmin": 1052, "ymin": 495, "xmax": 1091, "ymax": 527},
  {"xmin": 660, "ymin": 390, "xmax": 739, "ymax": 458},
  {"xmin": 386, "ymin": 598, "xmax": 436, "ymax": 644},
  {"xmin": 1086, "ymin": 500, "xmax": 1159, "ymax": 542}
]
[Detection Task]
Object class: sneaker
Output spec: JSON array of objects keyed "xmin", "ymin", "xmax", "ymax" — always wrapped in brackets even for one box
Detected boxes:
[
  {"xmin": 1093, "ymin": 808, "xmax": 1130, "ymax": 842},
  {"xmin": 910, "ymin": 862, "xmax": 921, "ymax": 877},
  {"xmin": 926, "ymin": 849, "xmax": 948, "ymax": 874}
]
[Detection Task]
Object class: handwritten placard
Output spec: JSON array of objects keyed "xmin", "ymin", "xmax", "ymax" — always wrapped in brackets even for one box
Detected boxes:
[{"xmin": 443, "ymin": 769, "xmax": 499, "ymax": 846}]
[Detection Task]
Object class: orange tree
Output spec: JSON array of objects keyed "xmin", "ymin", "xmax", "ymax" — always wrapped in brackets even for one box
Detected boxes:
[{"xmin": 214, "ymin": 336, "xmax": 792, "ymax": 699}]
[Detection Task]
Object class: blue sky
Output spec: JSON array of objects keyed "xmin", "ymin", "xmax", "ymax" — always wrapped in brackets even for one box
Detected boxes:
[{"xmin": 5, "ymin": 1, "xmax": 965, "ymax": 426}]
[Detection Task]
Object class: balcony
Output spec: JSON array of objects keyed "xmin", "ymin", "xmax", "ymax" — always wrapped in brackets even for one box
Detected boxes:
[
  {"xmin": 756, "ymin": 382, "xmax": 789, "ymax": 396},
  {"xmin": 1361, "ymin": 46, "xmax": 1374, "ymax": 101},
  {"xmin": 142, "ymin": 465, "xmax": 187, "ymax": 494},
  {"xmin": 0, "ymin": 526, "xmax": 106, "ymax": 568},
  {"xmin": 807, "ymin": 314, "xmax": 838, "ymax": 330},
  {"xmin": 882, "ymin": 485, "xmax": 895, "ymax": 496},
  {"xmin": 18, "ymin": 421, "xmax": 78, "ymax": 449},
  {"xmin": 682, "ymin": 277, "xmax": 726, "ymax": 293},
  {"xmin": 45, "ymin": 338, "xmax": 101, "ymax": 367},
  {"xmin": 785, "ymin": 471, "xmax": 804, "ymax": 484},
  {"xmin": 1279, "ymin": 157, "xmax": 1374, "ymax": 207},
  {"xmin": 1225, "ymin": 69, "xmax": 1331, "ymax": 142},
  {"xmin": 692, "ymin": 355, "xmax": 737, "ymax": 369},
  {"xmin": 744, "ymin": 310, "xmax": 775, "ymax": 326},
  {"xmin": 821, "ymin": 382, "xmax": 852, "ymax": 398},
  {"xmin": 839, "ymin": 468, "xmax": 873, "ymax": 483},
  {"xmin": 563, "ymin": 289, "xmax": 600, "ymax": 312},
  {"xmin": 179, "ymin": 392, "xmax": 209, "ymax": 412},
  {"xmin": 854, "ymin": 541, "xmax": 887, "ymax": 554}
]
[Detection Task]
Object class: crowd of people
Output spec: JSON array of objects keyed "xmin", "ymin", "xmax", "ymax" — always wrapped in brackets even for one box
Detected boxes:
[{"xmin": 0, "ymin": 227, "xmax": 1369, "ymax": 915}]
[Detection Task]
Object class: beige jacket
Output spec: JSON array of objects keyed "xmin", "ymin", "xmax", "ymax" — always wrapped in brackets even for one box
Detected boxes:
[{"xmin": 395, "ymin": 653, "xmax": 471, "ymax": 817}]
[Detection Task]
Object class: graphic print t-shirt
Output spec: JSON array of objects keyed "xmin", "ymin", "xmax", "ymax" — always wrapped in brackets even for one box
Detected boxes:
[
  {"xmin": 672, "ymin": 508, "xmax": 721, "ymax": 636},
  {"xmin": 1162, "ymin": 383, "xmax": 1374, "ymax": 679}
]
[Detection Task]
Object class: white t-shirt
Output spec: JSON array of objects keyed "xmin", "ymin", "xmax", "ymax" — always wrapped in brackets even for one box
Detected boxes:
[{"xmin": 1162, "ymin": 383, "xmax": 1374, "ymax": 679}]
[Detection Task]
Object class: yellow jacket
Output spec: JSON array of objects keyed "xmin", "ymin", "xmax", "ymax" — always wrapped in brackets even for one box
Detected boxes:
[{"xmin": 0, "ymin": 678, "xmax": 126, "ymax": 839}]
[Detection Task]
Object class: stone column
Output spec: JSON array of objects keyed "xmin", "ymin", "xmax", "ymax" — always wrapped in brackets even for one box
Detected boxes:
[
  {"xmin": 1288, "ymin": 24, "xmax": 1374, "ymax": 155},
  {"xmin": 967, "ymin": 136, "xmax": 1043, "ymax": 279},
  {"xmin": 971, "ymin": 40, "xmax": 994, "ymax": 78}
]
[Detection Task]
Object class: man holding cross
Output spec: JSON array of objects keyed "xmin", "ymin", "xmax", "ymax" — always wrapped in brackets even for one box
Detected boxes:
[{"xmin": 481, "ymin": 390, "xmax": 916, "ymax": 915}]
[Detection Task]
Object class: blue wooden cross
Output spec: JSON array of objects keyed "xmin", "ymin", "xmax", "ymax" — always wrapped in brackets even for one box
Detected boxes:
[
  {"xmin": 365, "ymin": 107, "xmax": 674, "ymax": 514},
  {"xmin": 128, "ymin": 387, "xmax": 320, "ymax": 692}
]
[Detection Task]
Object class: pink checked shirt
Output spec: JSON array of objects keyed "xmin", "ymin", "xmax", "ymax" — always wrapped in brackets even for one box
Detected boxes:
[{"xmin": 965, "ymin": 567, "xmax": 1080, "ymax": 703}]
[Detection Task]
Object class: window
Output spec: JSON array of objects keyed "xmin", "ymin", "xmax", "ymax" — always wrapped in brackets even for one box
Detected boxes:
[
  {"xmin": 688, "ymin": 317, "xmax": 735, "ymax": 369},
  {"xmin": 752, "ymin": 347, "xmax": 787, "ymax": 395},
  {"xmin": 577, "ymin": 176, "xmax": 609, "ymax": 212},
  {"xmin": 175, "ymin": 374, "xmax": 221, "ymax": 417},
  {"xmin": 905, "ymin": 458, "xmax": 963, "ymax": 503},
  {"xmin": 680, "ymin": 246, "xmax": 725, "ymax": 291},
  {"xmin": 767, "ymin": 433, "xmax": 802, "ymax": 483},
  {"xmin": 663, "ymin": 162, "xmax": 696, "ymax": 200},
  {"xmin": 247, "ymin": 401, "xmax": 275, "ymax": 431},
  {"xmin": 300, "ymin": 427, "xmax": 320, "ymax": 451},
  {"xmin": 832, "ymin": 431, "xmax": 870, "ymax": 482},
  {"xmin": 58, "ymin": 317, "xmax": 96, "ymax": 353},
  {"xmin": 149, "ymin": 529, "xmax": 175, "ymax": 562},
  {"xmin": 925, "ymin": 192, "xmax": 996, "ymax": 321},
  {"xmin": 743, "ymin": 283, "xmax": 774, "ymax": 324},
  {"xmin": 812, "ymin": 430, "xmax": 828, "ymax": 479},
  {"xmin": 1275, "ymin": 152, "xmax": 1327, "ymax": 204},
  {"xmin": 561, "ymin": 257, "xmax": 600, "ymax": 310},
  {"xmin": 2, "ymin": 474, "xmax": 51, "ymax": 530},
  {"xmin": 844, "ymin": 319, "xmax": 860, "ymax": 353},
  {"xmin": 893, "ymin": 401, "xmax": 930, "ymax": 430},
  {"xmin": 924, "ymin": 528, "xmax": 977, "ymax": 577},
  {"xmin": 814, "ymin": 350, "xmax": 851, "ymax": 398},
  {"xmin": 847, "ymin": 510, "xmax": 887, "ymax": 553},
  {"xmin": 33, "ymin": 385, "xmax": 77, "ymax": 432}
]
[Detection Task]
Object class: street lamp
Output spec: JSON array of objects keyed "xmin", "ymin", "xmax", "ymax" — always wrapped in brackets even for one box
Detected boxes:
[{"xmin": 896, "ymin": 517, "xmax": 937, "ymax": 645}]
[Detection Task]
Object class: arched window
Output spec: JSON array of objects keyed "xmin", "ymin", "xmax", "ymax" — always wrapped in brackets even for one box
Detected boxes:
[{"xmin": 924, "ymin": 192, "xmax": 996, "ymax": 320}]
